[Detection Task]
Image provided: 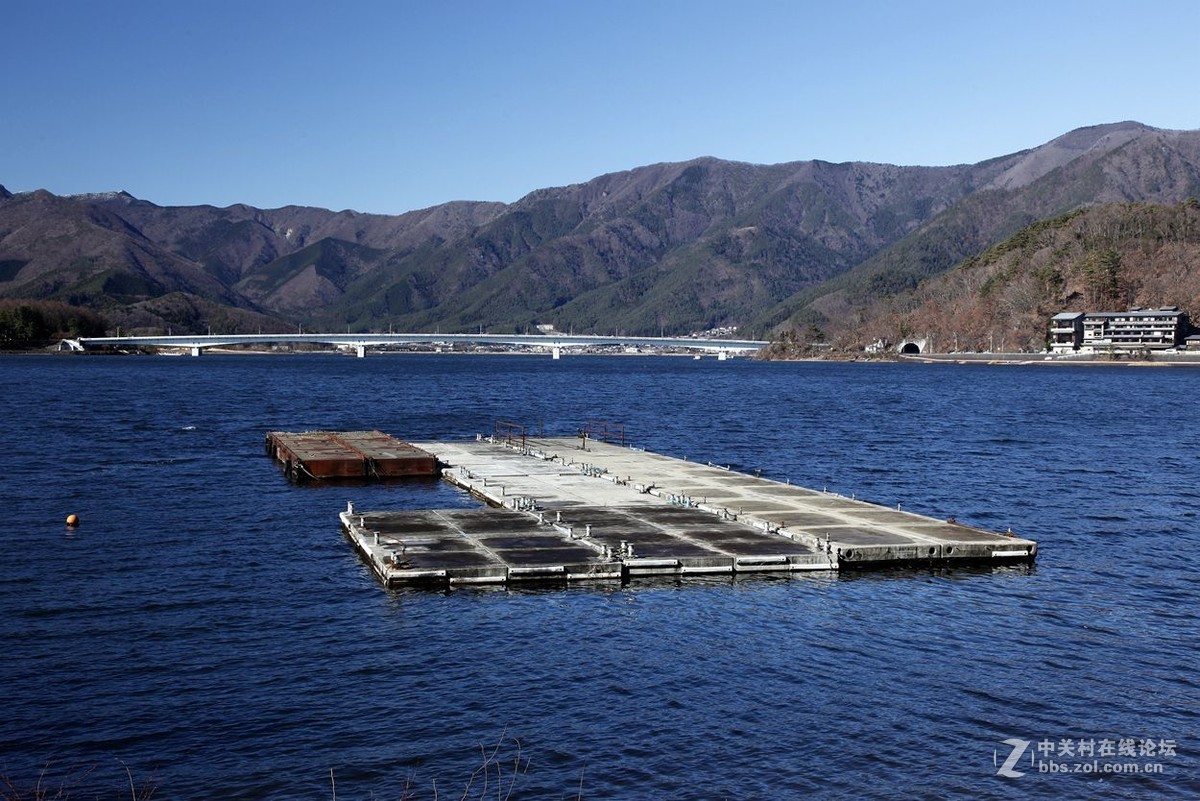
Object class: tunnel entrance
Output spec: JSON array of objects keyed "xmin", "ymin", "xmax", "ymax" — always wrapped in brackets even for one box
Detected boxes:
[{"xmin": 900, "ymin": 342, "xmax": 921, "ymax": 354}]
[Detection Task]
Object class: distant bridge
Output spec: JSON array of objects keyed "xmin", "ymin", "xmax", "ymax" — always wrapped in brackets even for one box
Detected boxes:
[{"xmin": 63, "ymin": 332, "xmax": 768, "ymax": 358}]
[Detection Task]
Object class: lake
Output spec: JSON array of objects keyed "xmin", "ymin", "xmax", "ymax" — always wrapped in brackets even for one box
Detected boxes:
[{"xmin": 2, "ymin": 354, "xmax": 1197, "ymax": 799}]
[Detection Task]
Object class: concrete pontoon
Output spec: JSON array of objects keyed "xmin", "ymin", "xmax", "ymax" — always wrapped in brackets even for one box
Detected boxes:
[{"xmin": 339, "ymin": 437, "xmax": 1036, "ymax": 586}]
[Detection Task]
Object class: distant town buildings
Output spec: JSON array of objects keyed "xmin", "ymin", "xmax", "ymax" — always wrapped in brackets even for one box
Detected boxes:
[
  {"xmin": 689, "ymin": 325, "xmax": 740, "ymax": 339},
  {"xmin": 1049, "ymin": 307, "xmax": 1190, "ymax": 353}
]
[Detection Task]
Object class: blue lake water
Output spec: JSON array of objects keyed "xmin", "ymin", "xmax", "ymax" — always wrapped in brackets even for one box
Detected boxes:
[{"xmin": 1, "ymin": 354, "xmax": 1198, "ymax": 799}]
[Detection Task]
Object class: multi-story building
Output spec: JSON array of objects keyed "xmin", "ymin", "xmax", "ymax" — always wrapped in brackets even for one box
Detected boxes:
[
  {"xmin": 1049, "ymin": 307, "xmax": 1189, "ymax": 353},
  {"xmin": 1049, "ymin": 312, "xmax": 1085, "ymax": 353}
]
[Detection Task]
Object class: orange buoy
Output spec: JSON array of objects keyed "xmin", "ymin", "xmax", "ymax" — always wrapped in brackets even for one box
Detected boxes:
[{"xmin": 66, "ymin": 514, "xmax": 80, "ymax": 527}]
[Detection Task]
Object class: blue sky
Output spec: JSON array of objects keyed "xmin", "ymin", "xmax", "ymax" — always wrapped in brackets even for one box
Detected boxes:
[{"xmin": 3, "ymin": 0, "xmax": 1198, "ymax": 214}]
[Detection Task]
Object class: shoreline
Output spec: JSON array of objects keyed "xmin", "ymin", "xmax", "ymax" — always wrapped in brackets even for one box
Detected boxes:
[
  {"xmin": 898, "ymin": 353, "xmax": 1200, "ymax": 367},
  {"xmin": 0, "ymin": 345, "xmax": 736, "ymax": 358},
  {"xmin": 8, "ymin": 345, "xmax": 1200, "ymax": 366}
]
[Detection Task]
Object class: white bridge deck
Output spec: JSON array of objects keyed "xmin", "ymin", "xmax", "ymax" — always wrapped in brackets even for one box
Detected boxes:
[{"xmin": 66, "ymin": 332, "xmax": 767, "ymax": 357}]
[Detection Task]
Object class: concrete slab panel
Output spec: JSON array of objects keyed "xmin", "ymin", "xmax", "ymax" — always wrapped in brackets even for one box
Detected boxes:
[{"xmin": 357, "ymin": 437, "xmax": 1040, "ymax": 585}]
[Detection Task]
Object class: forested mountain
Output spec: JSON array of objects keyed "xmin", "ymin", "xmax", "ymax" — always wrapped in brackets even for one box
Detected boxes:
[
  {"xmin": 2, "ymin": 121, "xmax": 1198, "ymax": 340},
  {"xmin": 753, "ymin": 123, "xmax": 1200, "ymax": 339},
  {"xmin": 832, "ymin": 200, "xmax": 1200, "ymax": 354}
]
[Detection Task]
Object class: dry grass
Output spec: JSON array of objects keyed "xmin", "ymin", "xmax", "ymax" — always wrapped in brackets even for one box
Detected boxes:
[
  {"xmin": 0, "ymin": 760, "xmax": 154, "ymax": 801},
  {"xmin": 327, "ymin": 728, "xmax": 538, "ymax": 801},
  {"xmin": 9, "ymin": 731, "xmax": 578, "ymax": 801}
]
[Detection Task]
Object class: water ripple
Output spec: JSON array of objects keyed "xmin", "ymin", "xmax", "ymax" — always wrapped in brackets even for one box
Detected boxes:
[{"xmin": 1, "ymin": 356, "xmax": 1197, "ymax": 798}]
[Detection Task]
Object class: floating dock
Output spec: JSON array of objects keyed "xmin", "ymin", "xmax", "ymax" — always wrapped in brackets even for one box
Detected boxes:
[
  {"xmin": 266, "ymin": 430, "xmax": 437, "ymax": 481},
  {"xmin": 340, "ymin": 437, "xmax": 1037, "ymax": 586}
]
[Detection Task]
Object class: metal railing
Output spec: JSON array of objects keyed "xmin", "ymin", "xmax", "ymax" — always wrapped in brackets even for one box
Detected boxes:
[
  {"xmin": 495, "ymin": 420, "xmax": 528, "ymax": 449},
  {"xmin": 582, "ymin": 419, "xmax": 625, "ymax": 446}
]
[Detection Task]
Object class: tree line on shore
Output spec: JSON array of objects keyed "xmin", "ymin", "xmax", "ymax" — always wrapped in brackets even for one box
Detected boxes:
[{"xmin": 0, "ymin": 299, "xmax": 106, "ymax": 347}]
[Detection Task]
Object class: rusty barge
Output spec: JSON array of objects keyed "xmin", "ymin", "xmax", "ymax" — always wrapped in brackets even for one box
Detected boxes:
[{"xmin": 265, "ymin": 430, "xmax": 438, "ymax": 481}]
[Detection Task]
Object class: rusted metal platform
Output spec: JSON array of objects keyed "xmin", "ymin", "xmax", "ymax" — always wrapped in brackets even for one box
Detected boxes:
[
  {"xmin": 339, "ymin": 436, "xmax": 1036, "ymax": 586},
  {"xmin": 330, "ymin": 431, "xmax": 439, "ymax": 477},
  {"xmin": 266, "ymin": 430, "xmax": 437, "ymax": 481}
]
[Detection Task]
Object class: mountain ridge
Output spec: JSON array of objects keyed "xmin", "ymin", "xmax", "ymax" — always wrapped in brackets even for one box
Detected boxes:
[{"xmin": 3, "ymin": 121, "xmax": 1198, "ymax": 339}]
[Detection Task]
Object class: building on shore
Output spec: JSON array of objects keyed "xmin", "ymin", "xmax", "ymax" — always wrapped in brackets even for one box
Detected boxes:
[
  {"xmin": 1048, "ymin": 307, "xmax": 1189, "ymax": 353},
  {"xmin": 1049, "ymin": 312, "xmax": 1086, "ymax": 353}
]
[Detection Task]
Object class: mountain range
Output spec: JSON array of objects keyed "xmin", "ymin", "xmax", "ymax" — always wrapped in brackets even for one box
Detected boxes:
[{"xmin": 2, "ymin": 121, "xmax": 1199, "ymax": 341}]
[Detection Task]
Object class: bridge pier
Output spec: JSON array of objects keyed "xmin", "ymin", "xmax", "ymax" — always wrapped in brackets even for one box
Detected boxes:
[
  {"xmin": 552, "ymin": 347, "xmax": 561, "ymax": 360},
  {"xmin": 355, "ymin": 344, "xmax": 366, "ymax": 358},
  {"xmin": 190, "ymin": 346, "xmax": 202, "ymax": 357}
]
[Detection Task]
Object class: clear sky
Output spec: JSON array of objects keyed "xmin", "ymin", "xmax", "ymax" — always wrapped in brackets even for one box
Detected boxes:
[{"xmin": 3, "ymin": 0, "xmax": 1198, "ymax": 214}]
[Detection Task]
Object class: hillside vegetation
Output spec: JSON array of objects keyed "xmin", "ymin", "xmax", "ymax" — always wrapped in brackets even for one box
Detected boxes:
[
  {"xmin": 830, "ymin": 200, "xmax": 1200, "ymax": 353},
  {"xmin": 0, "ymin": 299, "xmax": 106, "ymax": 346}
]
